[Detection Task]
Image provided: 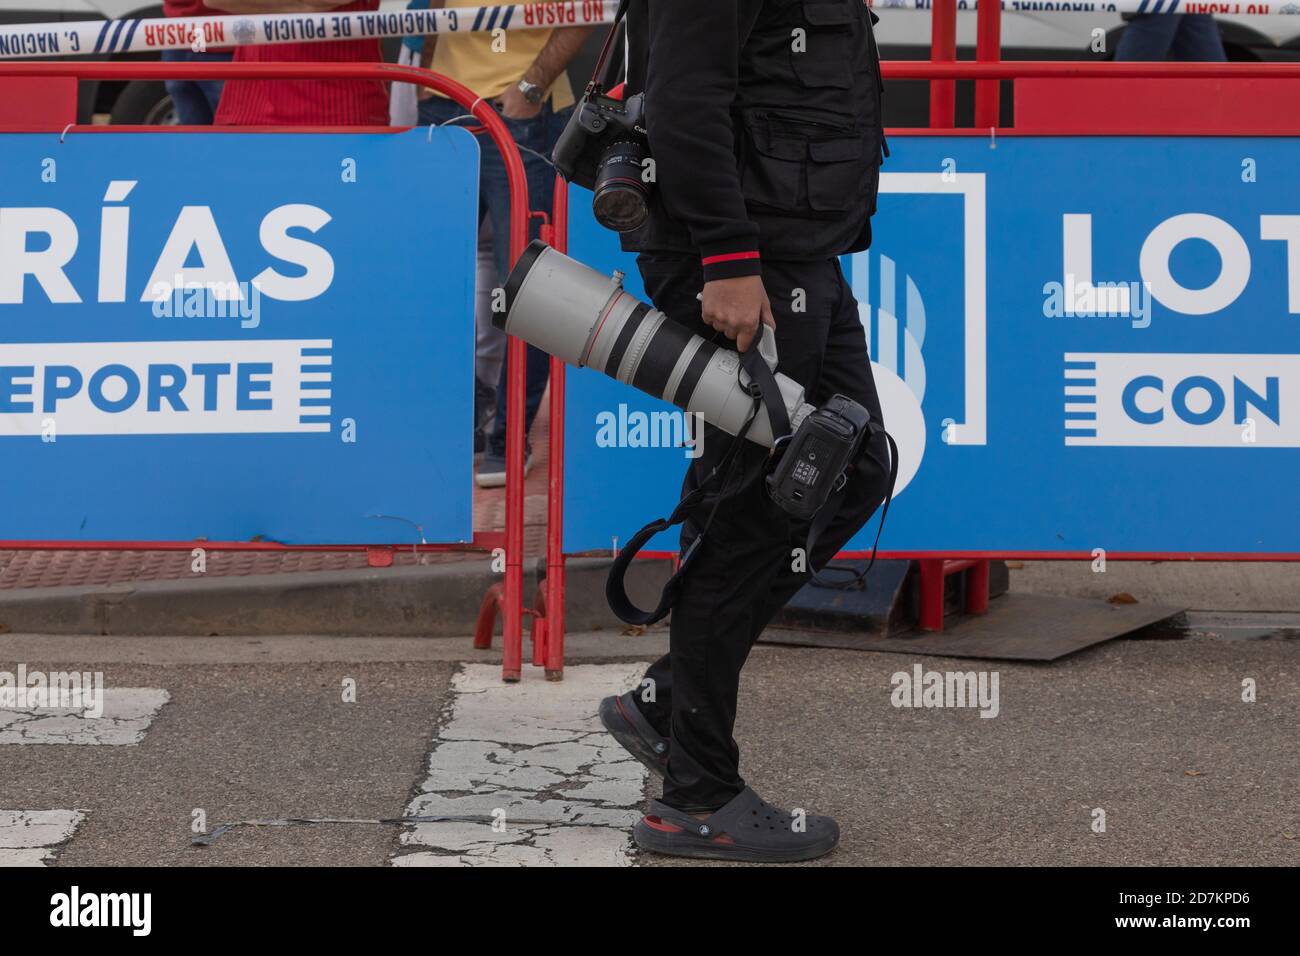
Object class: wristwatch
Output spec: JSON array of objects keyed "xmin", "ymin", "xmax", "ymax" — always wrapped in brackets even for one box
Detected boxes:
[{"xmin": 517, "ymin": 78, "xmax": 545, "ymax": 105}]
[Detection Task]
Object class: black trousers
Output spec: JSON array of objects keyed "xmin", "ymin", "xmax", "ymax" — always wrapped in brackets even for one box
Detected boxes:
[{"xmin": 631, "ymin": 253, "xmax": 891, "ymax": 811}]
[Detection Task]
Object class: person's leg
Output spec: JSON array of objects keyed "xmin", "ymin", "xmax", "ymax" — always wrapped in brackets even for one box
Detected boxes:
[
  {"xmin": 473, "ymin": 215, "xmax": 503, "ymax": 452},
  {"xmin": 415, "ymin": 93, "xmax": 469, "ymax": 130},
  {"xmin": 738, "ymin": 259, "xmax": 892, "ymax": 642},
  {"xmin": 194, "ymin": 52, "xmax": 231, "ymax": 122},
  {"xmin": 630, "ymin": 256, "xmax": 840, "ymax": 810},
  {"xmin": 162, "ymin": 51, "xmax": 211, "ymax": 126},
  {"xmin": 1114, "ymin": 14, "xmax": 1182, "ymax": 60},
  {"xmin": 474, "ymin": 216, "xmax": 506, "ymax": 389},
  {"xmin": 1171, "ymin": 14, "xmax": 1227, "ymax": 61}
]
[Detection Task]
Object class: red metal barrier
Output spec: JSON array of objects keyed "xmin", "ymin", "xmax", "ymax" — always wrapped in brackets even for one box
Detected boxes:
[
  {"xmin": 543, "ymin": 174, "xmax": 571, "ymax": 680},
  {"xmin": 929, "ymin": 0, "xmax": 957, "ymax": 128},
  {"xmin": 0, "ymin": 60, "xmax": 535, "ymax": 680},
  {"xmin": 18, "ymin": 52, "xmax": 1300, "ymax": 668},
  {"xmin": 973, "ymin": 0, "xmax": 1002, "ymax": 129}
]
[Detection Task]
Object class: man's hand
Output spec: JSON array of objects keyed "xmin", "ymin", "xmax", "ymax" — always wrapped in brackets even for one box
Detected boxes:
[
  {"xmin": 496, "ymin": 82, "xmax": 543, "ymax": 120},
  {"xmin": 701, "ymin": 275, "xmax": 774, "ymax": 353}
]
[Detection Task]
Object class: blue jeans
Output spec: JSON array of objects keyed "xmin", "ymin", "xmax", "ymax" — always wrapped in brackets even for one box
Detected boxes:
[
  {"xmin": 1116, "ymin": 14, "xmax": 1226, "ymax": 61},
  {"xmin": 161, "ymin": 49, "xmax": 230, "ymax": 125},
  {"xmin": 418, "ymin": 95, "xmax": 572, "ymax": 456}
]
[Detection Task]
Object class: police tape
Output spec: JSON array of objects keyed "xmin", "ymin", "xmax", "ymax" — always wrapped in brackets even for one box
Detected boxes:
[
  {"xmin": 888, "ymin": 0, "xmax": 1300, "ymax": 13},
  {"xmin": 1, "ymin": 0, "xmax": 1296, "ymax": 61},
  {"xmin": 0, "ymin": 2, "xmax": 619, "ymax": 61}
]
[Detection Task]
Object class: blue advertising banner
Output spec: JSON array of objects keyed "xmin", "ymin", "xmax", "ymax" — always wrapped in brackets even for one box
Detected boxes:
[
  {"xmin": 0, "ymin": 128, "xmax": 476, "ymax": 544},
  {"xmin": 563, "ymin": 136, "xmax": 1300, "ymax": 555}
]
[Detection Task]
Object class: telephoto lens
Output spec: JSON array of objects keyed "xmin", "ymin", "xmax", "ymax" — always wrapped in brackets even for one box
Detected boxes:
[{"xmin": 497, "ymin": 241, "xmax": 814, "ymax": 447}]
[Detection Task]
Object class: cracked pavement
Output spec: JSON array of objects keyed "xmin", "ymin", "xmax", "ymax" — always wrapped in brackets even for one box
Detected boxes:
[
  {"xmin": 395, "ymin": 663, "xmax": 647, "ymax": 866},
  {"xmin": 0, "ymin": 627, "xmax": 1296, "ymax": 867},
  {"xmin": 0, "ymin": 689, "xmax": 170, "ymax": 745}
]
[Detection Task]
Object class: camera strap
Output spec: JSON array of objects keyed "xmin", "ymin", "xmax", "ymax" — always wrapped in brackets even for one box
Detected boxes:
[
  {"xmin": 588, "ymin": 0, "xmax": 631, "ymax": 93},
  {"xmin": 808, "ymin": 428, "xmax": 899, "ymax": 590},
  {"xmin": 606, "ymin": 324, "xmax": 789, "ymax": 626},
  {"xmin": 605, "ymin": 392, "xmax": 762, "ymax": 627},
  {"xmin": 737, "ymin": 323, "xmax": 790, "ymax": 441}
]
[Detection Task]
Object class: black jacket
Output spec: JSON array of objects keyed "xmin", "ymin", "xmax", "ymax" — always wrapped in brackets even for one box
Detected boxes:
[{"xmin": 622, "ymin": 0, "xmax": 885, "ymax": 282}]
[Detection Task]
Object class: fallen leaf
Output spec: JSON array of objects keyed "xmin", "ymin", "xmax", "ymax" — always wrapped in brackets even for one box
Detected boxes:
[{"xmin": 1108, "ymin": 592, "xmax": 1139, "ymax": 605}]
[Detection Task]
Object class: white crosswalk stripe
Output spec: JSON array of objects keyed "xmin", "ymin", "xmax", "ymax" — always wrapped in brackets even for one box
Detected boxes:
[
  {"xmin": 0, "ymin": 810, "xmax": 86, "ymax": 867},
  {"xmin": 0, "ymin": 688, "xmax": 170, "ymax": 745},
  {"xmin": 392, "ymin": 662, "xmax": 649, "ymax": 867},
  {"xmin": 1, "ymin": 686, "xmax": 170, "ymax": 865}
]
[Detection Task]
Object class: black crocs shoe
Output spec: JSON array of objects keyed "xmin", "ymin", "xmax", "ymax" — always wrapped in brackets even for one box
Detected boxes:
[
  {"xmin": 633, "ymin": 787, "xmax": 840, "ymax": 863},
  {"xmin": 598, "ymin": 691, "xmax": 669, "ymax": 778}
]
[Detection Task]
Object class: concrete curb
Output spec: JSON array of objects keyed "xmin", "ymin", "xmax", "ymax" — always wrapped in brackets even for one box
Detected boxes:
[
  {"xmin": 4, "ymin": 554, "xmax": 1287, "ymax": 637},
  {"xmin": 0, "ymin": 557, "xmax": 675, "ymax": 638}
]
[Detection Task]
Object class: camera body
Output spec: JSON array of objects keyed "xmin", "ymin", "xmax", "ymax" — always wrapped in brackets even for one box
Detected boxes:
[
  {"xmin": 767, "ymin": 395, "xmax": 874, "ymax": 521},
  {"xmin": 553, "ymin": 90, "xmax": 653, "ymax": 232}
]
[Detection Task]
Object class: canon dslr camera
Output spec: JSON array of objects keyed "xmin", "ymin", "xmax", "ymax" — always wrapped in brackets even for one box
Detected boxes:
[{"xmin": 553, "ymin": 89, "xmax": 651, "ymax": 233}]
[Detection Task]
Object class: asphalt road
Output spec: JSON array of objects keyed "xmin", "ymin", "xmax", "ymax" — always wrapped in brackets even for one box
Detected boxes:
[{"xmin": 1, "ymin": 627, "xmax": 1295, "ymax": 866}]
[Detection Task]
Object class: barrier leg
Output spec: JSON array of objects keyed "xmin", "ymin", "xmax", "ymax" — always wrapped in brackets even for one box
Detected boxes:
[
  {"xmin": 502, "ymin": 333, "xmax": 526, "ymax": 682},
  {"xmin": 530, "ymin": 584, "xmax": 547, "ymax": 667},
  {"xmin": 966, "ymin": 559, "xmax": 991, "ymax": 615},
  {"xmin": 474, "ymin": 582, "xmax": 504, "ymax": 649},
  {"xmin": 544, "ymin": 358, "xmax": 567, "ymax": 681},
  {"xmin": 918, "ymin": 559, "xmax": 946, "ymax": 631},
  {"xmin": 544, "ymin": 175, "xmax": 569, "ymax": 681}
]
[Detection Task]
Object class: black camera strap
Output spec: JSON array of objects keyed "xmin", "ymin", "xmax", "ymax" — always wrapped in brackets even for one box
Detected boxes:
[
  {"xmin": 605, "ymin": 324, "xmax": 899, "ymax": 623},
  {"xmin": 808, "ymin": 428, "xmax": 899, "ymax": 590},
  {"xmin": 606, "ymin": 324, "xmax": 789, "ymax": 625},
  {"xmin": 605, "ymin": 391, "xmax": 762, "ymax": 626},
  {"xmin": 587, "ymin": 0, "xmax": 631, "ymax": 94},
  {"xmin": 738, "ymin": 323, "xmax": 790, "ymax": 441}
]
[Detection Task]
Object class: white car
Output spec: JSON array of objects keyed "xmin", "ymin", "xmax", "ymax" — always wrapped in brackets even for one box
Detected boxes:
[{"xmin": 2, "ymin": 1, "xmax": 1297, "ymax": 125}]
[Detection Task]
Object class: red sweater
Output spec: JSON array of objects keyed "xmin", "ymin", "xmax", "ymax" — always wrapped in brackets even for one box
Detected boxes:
[{"xmin": 214, "ymin": 0, "xmax": 388, "ymax": 127}]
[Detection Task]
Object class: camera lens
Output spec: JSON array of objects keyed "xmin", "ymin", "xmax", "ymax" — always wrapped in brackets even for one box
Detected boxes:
[
  {"xmin": 592, "ymin": 139, "xmax": 650, "ymax": 232},
  {"xmin": 501, "ymin": 242, "xmax": 817, "ymax": 448}
]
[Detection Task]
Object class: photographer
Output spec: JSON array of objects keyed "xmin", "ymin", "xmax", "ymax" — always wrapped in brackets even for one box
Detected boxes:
[{"xmin": 595, "ymin": 0, "xmax": 892, "ymax": 862}]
